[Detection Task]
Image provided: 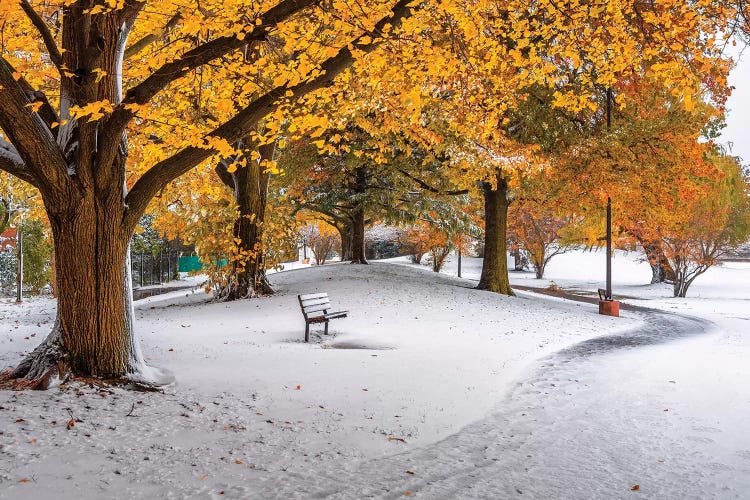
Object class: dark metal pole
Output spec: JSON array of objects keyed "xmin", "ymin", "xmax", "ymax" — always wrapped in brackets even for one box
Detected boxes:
[
  {"xmin": 15, "ymin": 227, "xmax": 23, "ymax": 303},
  {"xmin": 606, "ymin": 197, "xmax": 612, "ymax": 300},
  {"xmin": 457, "ymin": 249, "xmax": 462, "ymax": 278},
  {"xmin": 605, "ymin": 87, "xmax": 613, "ymax": 300}
]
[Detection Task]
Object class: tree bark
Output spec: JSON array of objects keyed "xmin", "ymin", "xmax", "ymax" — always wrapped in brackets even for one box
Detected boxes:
[
  {"xmin": 337, "ymin": 224, "xmax": 352, "ymax": 261},
  {"xmin": 350, "ymin": 166, "xmax": 368, "ymax": 264},
  {"xmin": 477, "ymin": 173, "xmax": 514, "ymax": 295},
  {"xmin": 642, "ymin": 242, "xmax": 676, "ymax": 284},
  {"xmin": 216, "ymin": 143, "xmax": 275, "ymax": 300}
]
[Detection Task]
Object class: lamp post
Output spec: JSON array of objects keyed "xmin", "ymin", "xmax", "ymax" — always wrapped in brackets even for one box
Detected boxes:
[
  {"xmin": 15, "ymin": 224, "xmax": 23, "ymax": 303},
  {"xmin": 600, "ymin": 87, "xmax": 619, "ymax": 317}
]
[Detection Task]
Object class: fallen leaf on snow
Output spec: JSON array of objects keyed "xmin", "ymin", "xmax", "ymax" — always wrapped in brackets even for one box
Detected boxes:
[
  {"xmin": 405, "ymin": 492, "xmax": 412, "ymax": 497},
  {"xmin": 66, "ymin": 418, "xmax": 75, "ymax": 430},
  {"xmin": 406, "ymin": 470, "xmax": 415, "ymax": 475},
  {"xmin": 19, "ymin": 479, "xmax": 30, "ymax": 483},
  {"xmin": 295, "ymin": 385, "xmax": 301, "ymax": 390},
  {"xmin": 388, "ymin": 436, "xmax": 406, "ymax": 443},
  {"xmin": 235, "ymin": 460, "xmax": 244, "ymax": 465},
  {"xmin": 631, "ymin": 485, "xmax": 640, "ymax": 491}
]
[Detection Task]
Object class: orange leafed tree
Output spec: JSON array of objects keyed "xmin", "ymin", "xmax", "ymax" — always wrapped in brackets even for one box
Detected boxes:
[{"xmin": 0, "ymin": 0, "xmax": 419, "ymax": 387}]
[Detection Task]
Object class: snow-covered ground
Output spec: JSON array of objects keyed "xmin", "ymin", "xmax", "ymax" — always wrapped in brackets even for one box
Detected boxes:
[{"xmin": 0, "ymin": 250, "xmax": 748, "ymax": 498}]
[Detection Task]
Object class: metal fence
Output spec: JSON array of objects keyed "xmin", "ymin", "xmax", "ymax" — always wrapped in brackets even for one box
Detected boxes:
[{"xmin": 131, "ymin": 250, "xmax": 180, "ymax": 288}]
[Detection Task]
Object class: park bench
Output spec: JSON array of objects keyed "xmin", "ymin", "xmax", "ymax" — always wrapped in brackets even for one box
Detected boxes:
[{"xmin": 298, "ymin": 293, "xmax": 348, "ymax": 342}]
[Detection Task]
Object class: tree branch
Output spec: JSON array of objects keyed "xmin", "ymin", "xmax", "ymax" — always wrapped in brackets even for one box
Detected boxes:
[
  {"xmin": 19, "ymin": 0, "xmax": 64, "ymax": 73},
  {"xmin": 124, "ymin": 11, "xmax": 182, "ymax": 60},
  {"xmin": 124, "ymin": 0, "xmax": 417, "ymax": 231},
  {"xmin": 397, "ymin": 169, "xmax": 469, "ymax": 196},
  {"xmin": 104, "ymin": 0, "xmax": 321, "ymax": 141},
  {"xmin": 0, "ymin": 137, "xmax": 38, "ymax": 187},
  {"xmin": 214, "ymin": 160, "xmax": 236, "ymax": 190},
  {"xmin": 0, "ymin": 57, "xmax": 68, "ymax": 196}
]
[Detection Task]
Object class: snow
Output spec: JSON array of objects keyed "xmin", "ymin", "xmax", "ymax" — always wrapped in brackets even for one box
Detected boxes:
[{"xmin": 1, "ymin": 250, "xmax": 749, "ymax": 498}]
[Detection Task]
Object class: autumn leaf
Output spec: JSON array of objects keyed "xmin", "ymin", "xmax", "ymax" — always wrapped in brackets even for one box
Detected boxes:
[
  {"xmin": 66, "ymin": 418, "xmax": 75, "ymax": 430},
  {"xmin": 631, "ymin": 485, "xmax": 640, "ymax": 491}
]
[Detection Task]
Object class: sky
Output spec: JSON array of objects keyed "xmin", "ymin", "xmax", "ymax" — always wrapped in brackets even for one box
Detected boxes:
[{"xmin": 720, "ymin": 44, "xmax": 750, "ymax": 165}]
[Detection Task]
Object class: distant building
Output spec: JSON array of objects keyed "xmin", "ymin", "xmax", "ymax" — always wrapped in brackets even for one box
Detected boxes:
[{"xmin": 0, "ymin": 228, "xmax": 16, "ymax": 252}]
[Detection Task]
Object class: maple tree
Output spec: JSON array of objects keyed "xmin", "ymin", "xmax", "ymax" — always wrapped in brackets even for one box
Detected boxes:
[
  {"xmin": 0, "ymin": 0, "xmax": 417, "ymax": 387},
  {"xmin": 644, "ymin": 151, "xmax": 750, "ymax": 297},
  {"xmin": 508, "ymin": 203, "xmax": 576, "ymax": 280}
]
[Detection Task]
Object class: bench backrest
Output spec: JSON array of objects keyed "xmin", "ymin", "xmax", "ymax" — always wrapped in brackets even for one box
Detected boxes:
[{"xmin": 298, "ymin": 293, "xmax": 331, "ymax": 319}]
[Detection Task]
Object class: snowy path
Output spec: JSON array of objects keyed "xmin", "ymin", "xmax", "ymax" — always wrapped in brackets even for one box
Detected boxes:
[{"xmin": 266, "ymin": 307, "xmax": 750, "ymax": 499}]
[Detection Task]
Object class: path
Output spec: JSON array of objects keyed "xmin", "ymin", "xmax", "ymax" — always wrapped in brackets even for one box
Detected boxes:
[{"xmin": 261, "ymin": 297, "xmax": 750, "ymax": 499}]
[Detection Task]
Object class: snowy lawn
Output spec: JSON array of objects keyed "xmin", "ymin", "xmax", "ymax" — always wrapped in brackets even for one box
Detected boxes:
[
  {"xmin": 1, "ymin": 253, "xmax": 748, "ymax": 498},
  {"xmin": 0, "ymin": 262, "xmax": 634, "ymax": 498}
]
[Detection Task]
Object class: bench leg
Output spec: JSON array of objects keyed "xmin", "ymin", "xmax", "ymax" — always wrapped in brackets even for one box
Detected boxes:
[
  {"xmin": 305, "ymin": 323, "xmax": 310, "ymax": 342},
  {"xmin": 324, "ymin": 320, "xmax": 329, "ymax": 335}
]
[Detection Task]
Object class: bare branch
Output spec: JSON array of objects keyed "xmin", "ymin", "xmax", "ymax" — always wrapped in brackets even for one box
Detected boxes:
[
  {"xmin": 124, "ymin": 0, "xmax": 416, "ymax": 230},
  {"xmin": 19, "ymin": 0, "xmax": 64, "ymax": 73}
]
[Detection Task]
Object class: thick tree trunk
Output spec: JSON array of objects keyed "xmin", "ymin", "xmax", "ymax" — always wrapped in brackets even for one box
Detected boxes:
[
  {"xmin": 216, "ymin": 143, "xmax": 274, "ymax": 300},
  {"xmin": 350, "ymin": 210, "xmax": 368, "ymax": 264},
  {"xmin": 337, "ymin": 224, "xmax": 352, "ymax": 261},
  {"xmin": 350, "ymin": 166, "xmax": 368, "ymax": 264},
  {"xmin": 477, "ymin": 174, "xmax": 514, "ymax": 295},
  {"xmin": 9, "ymin": 198, "xmax": 172, "ymax": 388}
]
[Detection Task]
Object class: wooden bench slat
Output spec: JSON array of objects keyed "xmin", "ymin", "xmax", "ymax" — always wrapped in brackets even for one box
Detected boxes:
[
  {"xmin": 308, "ymin": 310, "xmax": 348, "ymax": 319},
  {"xmin": 299, "ymin": 293, "xmax": 328, "ymax": 300},
  {"xmin": 301, "ymin": 297, "xmax": 330, "ymax": 307},
  {"xmin": 303, "ymin": 303, "xmax": 332, "ymax": 314}
]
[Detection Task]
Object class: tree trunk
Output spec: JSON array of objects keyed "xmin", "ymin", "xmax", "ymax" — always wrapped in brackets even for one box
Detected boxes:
[
  {"xmin": 643, "ymin": 241, "xmax": 676, "ymax": 284},
  {"xmin": 477, "ymin": 173, "xmax": 514, "ymax": 295},
  {"xmin": 512, "ymin": 249, "xmax": 524, "ymax": 271},
  {"xmin": 9, "ymin": 198, "xmax": 172, "ymax": 388},
  {"xmin": 350, "ymin": 210, "xmax": 368, "ymax": 264},
  {"xmin": 216, "ymin": 143, "xmax": 275, "ymax": 300},
  {"xmin": 337, "ymin": 224, "xmax": 352, "ymax": 261},
  {"xmin": 350, "ymin": 166, "xmax": 368, "ymax": 264}
]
